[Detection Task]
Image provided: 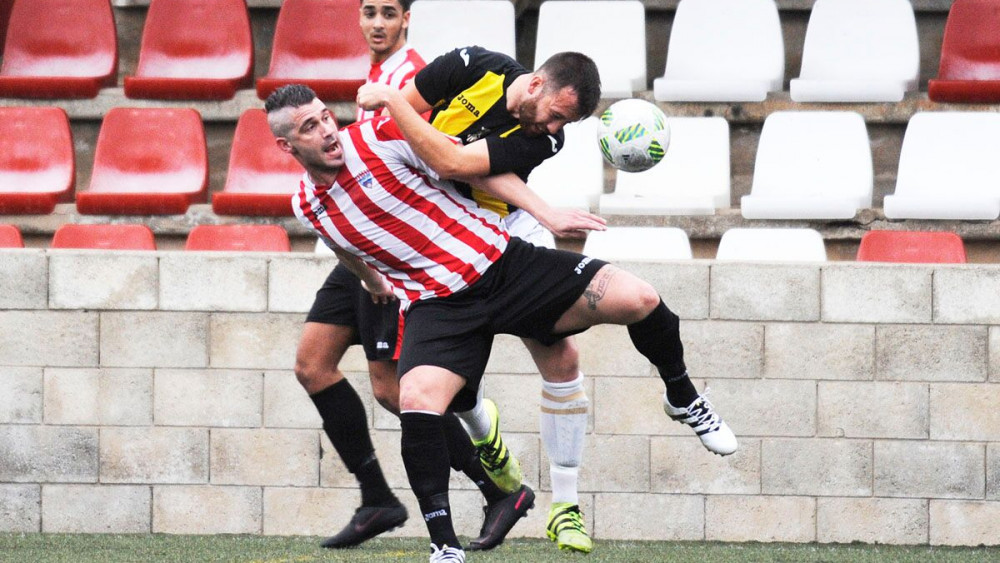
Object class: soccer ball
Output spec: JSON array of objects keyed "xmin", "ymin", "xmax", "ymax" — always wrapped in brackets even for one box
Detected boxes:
[{"xmin": 596, "ymin": 99, "xmax": 671, "ymax": 173}]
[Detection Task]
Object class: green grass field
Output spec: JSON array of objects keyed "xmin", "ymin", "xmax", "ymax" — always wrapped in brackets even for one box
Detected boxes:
[{"xmin": 0, "ymin": 534, "xmax": 997, "ymax": 563}]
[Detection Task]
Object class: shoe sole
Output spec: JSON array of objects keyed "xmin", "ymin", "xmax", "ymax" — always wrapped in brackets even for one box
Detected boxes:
[{"xmin": 320, "ymin": 516, "xmax": 408, "ymax": 549}]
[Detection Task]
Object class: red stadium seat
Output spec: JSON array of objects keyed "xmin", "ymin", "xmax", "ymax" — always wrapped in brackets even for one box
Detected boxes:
[
  {"xmin": 184, "ymin": 225, "xmax": 291, "ymax": 252},
  {"xmin": 0, "ymin": 107, "xmax": 75, "ymax": 215},
  {"xmin": 0, "ymin": 0, "xmax": 117, "ymax": 99},
  {"xmin": 213, "ymin": 110, "xmax": 303, "ymax": 216},
  {"xmin": 857, "ymin": 230, "xmax": 967, "ymax": 264},
  {"xmin": 0, "ymin": 224, "xmax": 24, "ymax": 248},
  {"xmin": 51, "ymin": 224, "xmax": 156, "ymax": 250},
  {"xmin": 256, "ymin": 0, "xmax": 369, "ymax": 101},
  {"xmin": 124, "ymin": 0, "xmax": 253, "ymax": 101},
  {"xmin": 928, "ymin": 0, "xmax": 1000, "ymax": 103},
  {"xmin": 76, "ymin": 108, "xmax": 208, "ymax": 215}
]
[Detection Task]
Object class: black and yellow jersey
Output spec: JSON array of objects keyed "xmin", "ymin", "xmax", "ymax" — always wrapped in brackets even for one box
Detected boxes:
[{"xmin": 414, "ymin": 46, "xmax": 564, "ymax": 217}]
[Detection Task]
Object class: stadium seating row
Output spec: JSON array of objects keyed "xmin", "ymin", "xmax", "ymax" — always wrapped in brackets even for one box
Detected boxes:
[
  {"xmin": 0, "ymin": 107, "xmax": 299, "ymax": 216},
  {"xmin": 3, "ymin": 0, "xmax": 1000, "ymax": 102},
  {"xmin": 0, "ymin": 223, "xmax": 967, "ymax": 264},
  {"xmin": 0, "ymin": 224, "xmax": 291, "ymax": 251},
  {"xmin": 582, "ymin": 227, "xmax": 967, "ymax": 263},
  {"xmin": 532, "ymin": 110, "xmax": 1000, "ymax": 221},
  {"xmin": 4, "ymin": 106, "xmax": 999, "ymax": 221}
]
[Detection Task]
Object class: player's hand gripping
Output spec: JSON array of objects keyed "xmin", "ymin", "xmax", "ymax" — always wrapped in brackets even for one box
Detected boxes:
[
  {"xmin": 538, "ymin": 207, "xmax": 608, "ymax": 239},
  {"xmin": 356, "ymin": 83, "xmax": 400, "ymax": 112}
]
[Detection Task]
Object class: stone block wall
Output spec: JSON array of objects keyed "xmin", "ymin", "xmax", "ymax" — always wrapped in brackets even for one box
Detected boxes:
[{"xmin": 1, "ymin": 249, "xmax": 998, "ymax": 546}]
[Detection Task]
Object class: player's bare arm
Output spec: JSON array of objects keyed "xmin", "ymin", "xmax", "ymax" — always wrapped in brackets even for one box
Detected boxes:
[
  {"xmin": 331, "ymin": 246, "xmax": 395, "ymax": 304},
  {"xmin": 358, "ymin": 82, "xmax": 491, "ymax": 180}
]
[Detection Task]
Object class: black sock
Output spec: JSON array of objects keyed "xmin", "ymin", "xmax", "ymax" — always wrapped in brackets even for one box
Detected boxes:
[
  {"xmin": 311, "ymin": 380, "xmax": 396, "ymax": 507},
  {"xmin": 442, "ymin": 414, "xmax": 507, "ymax": 504},
  {"xmin": 401, "ymin": 412, "xmax": 460, "ymax": 549},
  {"xmin": 627, "ymin": 299, "xmax": 698, "ymax": 407}
]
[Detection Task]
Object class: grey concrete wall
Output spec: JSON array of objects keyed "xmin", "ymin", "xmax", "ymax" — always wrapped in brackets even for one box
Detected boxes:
[{"xmin": 1, "ymin": 248, "xmax": 998, "ymax": 545}]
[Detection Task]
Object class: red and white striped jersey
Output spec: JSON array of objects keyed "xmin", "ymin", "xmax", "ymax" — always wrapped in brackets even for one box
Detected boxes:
[
  {"xmin": 356, "ymin": 45, "xmax": 426, "ymax": 122},
  {"xmin": 293, "ymin": 117, "xmax": 510, "ymax": 303}
]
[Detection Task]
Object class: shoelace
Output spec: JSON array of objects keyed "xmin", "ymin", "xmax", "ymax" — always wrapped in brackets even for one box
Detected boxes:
[
  {"xmin": 549, "ymin": 505, "xmax": 587, "ymax": 535},
  {"xmin": 430, "ymin": 544, "xmax": 465, "ymax": 562},
  {"xmin": 476, "ymin": 431, "xmax": 509, "ymax": 472},
  {"xmin": 683, "ymin": 397, "xmax": 722, "ymax": 432}
]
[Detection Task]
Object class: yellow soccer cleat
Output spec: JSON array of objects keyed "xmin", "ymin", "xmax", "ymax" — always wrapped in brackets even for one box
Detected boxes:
[
  {"xmin": 473, "ymin": 398, "xmax": 522, "ymax": 494},
  {"xmin": 546, "ymin": 502, "xmax": 593, "ymax": 553}
]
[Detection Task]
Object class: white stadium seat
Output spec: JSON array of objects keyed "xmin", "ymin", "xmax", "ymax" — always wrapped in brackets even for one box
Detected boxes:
[
  {"xmin": 654, "ymin": 0, "xmax": 784, "ymax": 102},
  {"xmin": 884, "ymin": 112, "xmax": 1000, "ymax": 220},
  {"xmin": 715, "ymin": 228, "xmax": 827, "ymax": 262},
  {"xmin": 535, "ymin": 0, "xmax": 646, "ymax": 98},
  {"xmin": 600, "ymin": 117, "xmax": 730, "ymax": 216},
  {"xmin": 527, "ymin": 117, "xmax": 605, "ymax": 211},
  {"xmin": 741, "ymin": 111, "xmax": 872, "ymax": 220},
  {"xmin": 408, "ymin": 0, "xmax": 516, "ymax": 62},
  {"xmin": 790, "ymin": 0, "xmax": 919, "ymax": 102},
  {"xmin": 583, "ymin": 227, "xmax": 693, "ymax": 261}
]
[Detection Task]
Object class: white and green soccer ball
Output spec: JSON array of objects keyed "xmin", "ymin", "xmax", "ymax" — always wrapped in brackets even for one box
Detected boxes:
[{"xmin": 596, "ymin": 99, "xmax": 671, "ymax": 173}]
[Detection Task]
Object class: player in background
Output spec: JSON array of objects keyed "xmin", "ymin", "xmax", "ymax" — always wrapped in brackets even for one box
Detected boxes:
[{"xmin": 292, "ymin": 0, "xmax": 529, "ymax": 549}]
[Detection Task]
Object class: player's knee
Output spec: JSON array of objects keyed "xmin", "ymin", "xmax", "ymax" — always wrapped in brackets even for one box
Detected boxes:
[
  {"xmin": 293, "ymin": 355, "xmax": 343, "ymax": 394},
  {"xmin": 372, "ymin": 382, "xmax": 400, "ymax": 415},
  {"xmin": 538, "ymin": 339, "xmax": 580, "ymax": 383},
  {"xmin": 624, "ymin": 281, "xmax": 662, "ymax": 323}
]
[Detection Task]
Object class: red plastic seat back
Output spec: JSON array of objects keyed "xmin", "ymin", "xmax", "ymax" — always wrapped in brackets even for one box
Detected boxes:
[
  {"xmin": 0, "ymin": 224, "xmax": 24, "ymax": 248},
  {"xmin": 0, "ymin": 107, "xmax": 75, "ymax": 214},
  {"xmin": 81, "ymin": 107, "xmax": 208, "ymax": 215},
  {"xmin": 857, "ymin": 230, "xmax": 967, "ymax": 264},
  {"xmin": 258, "ymin": 0, "xmax": 368, "ymax": 99},
  {"xmin": 185, "ymin": 225, "xmax": 291, "ymax": 252},
  {"xmin": 1, "ymin": 0, "xmax": 117, "ymax": 80},
  {"xmin": 937, "ymin": 0, "xmax": 1000, "ymax": 81},
  {"xmin": 52, "ymin": 224, "xmax": 156, "ymax": 250},
  {"xmin": 213, "ymin": 109, "xmax": 304, "ymax": 216},
  {"xmin": 125, "ymin": 0, "xmax": 253, "ymax": 100}
]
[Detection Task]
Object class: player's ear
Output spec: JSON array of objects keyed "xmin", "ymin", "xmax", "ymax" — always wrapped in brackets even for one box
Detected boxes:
[
  {"xmin": 275, "ymin": 137, "xmax": 295, "ymax": 155},
  {"xmin": 527, "ymin": 74, "xmax": 546, "ymax": 96},
  {"xmin": 401, "ymin": 8, "xmax": 410, "ymax": 28}
]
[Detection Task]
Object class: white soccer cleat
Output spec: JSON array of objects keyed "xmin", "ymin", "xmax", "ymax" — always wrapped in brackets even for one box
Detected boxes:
[
  {"xmin": 429, "ymin": 543, "xmax": 465, "ymax": 562},
  {"xmin": 663, "ymin": 391, "xmax": 738, "ymax": 456}
]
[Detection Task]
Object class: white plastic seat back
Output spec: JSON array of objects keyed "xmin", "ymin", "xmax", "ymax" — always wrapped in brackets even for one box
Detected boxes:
[
  {"xmin": 741, "ymin": 111, "xmax": 872, "ymax": 219},
  {"xmin": 715, "ymin": 228, "xmax": 826, "ymax": 262},
  {"xmin": 315, "ymin": 238, "xmax": 334, "ymax": 254},
  {"xmin": 654, "ymin": 0, "xmax": 783, "ymax": 102},
  {"xmin": 884, "ymin": 112, "xmax": 1000, "ymax": 220},
  {"xmin": 583, "ymin": 227, "xmax": 692, "ymax": 261},
  {"xmin": 600, "ymin": 117, "xmax": 730, "ymax": 215},
  {"xmin": 791, "ymin": 0, "xmax": 919, "ymax": 102},
  {"xmin": 535, "ymin": 0, "xmax": 646, "ymax": 97},
  {"xmin": 527, "ymin": 117, "xmax": 604, "ymax": 210},
  {"xmin": 408, "ymin": 1, "xmax": 516, "ymax": 62}
]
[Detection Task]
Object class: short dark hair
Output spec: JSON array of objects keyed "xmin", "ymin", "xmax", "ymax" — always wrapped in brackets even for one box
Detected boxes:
[
  {"xmin": 264, "ymin": 84, "xmax": 318, "ymax": 115},
  {"xmin": 359, "ymin": 0, "xmax": 412, "ymax": 11},
  {"xmin": 536, "ymin": 52, "xmax": 602, "ymax": 119}
]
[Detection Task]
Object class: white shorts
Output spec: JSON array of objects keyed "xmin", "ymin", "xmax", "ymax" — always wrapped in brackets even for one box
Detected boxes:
[{"xmin": 503, "ymin": 209, "xmax": 556, "ymax": 250}]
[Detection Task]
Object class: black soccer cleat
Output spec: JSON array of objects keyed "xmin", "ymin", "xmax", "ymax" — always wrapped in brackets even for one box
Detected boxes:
[
  {"xmin": 320, "ymin": 503, "xmax": 408, "ymax": 549},
  {"xmin": 465, "ymin": 484, "xmax": 535, "ymax": 551}
]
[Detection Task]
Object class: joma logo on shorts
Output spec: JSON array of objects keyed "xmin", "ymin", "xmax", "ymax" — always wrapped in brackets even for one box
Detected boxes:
[
  {"xmin": 456, "ymin": 94, "xmax": 481, "ymax": 117},
  {"xmin": 424, "ymin": 509, "xmax": 448, "ymax": 521},
  {"xmin": 574, "ymin": 256, "xmax": 593, "ymax": 275}
]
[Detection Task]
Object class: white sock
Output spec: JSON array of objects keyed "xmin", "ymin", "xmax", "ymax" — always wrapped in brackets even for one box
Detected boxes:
[
  {"xmin": 456, "ymin": 385, "xmax": 492, "ymax": 442},
  {"xmin": 541, "ymin": 372, "xmax": 588, "ymax": 505}
]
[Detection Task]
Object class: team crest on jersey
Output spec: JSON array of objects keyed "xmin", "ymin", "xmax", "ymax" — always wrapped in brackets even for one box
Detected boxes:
[{"xmin": 355, "ymin": 170, "xmax": 374, "ymax": 189}]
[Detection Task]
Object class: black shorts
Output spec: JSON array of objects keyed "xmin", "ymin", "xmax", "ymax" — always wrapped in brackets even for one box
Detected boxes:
[
  {"xmin": 397, "ymin": 237, "xmax": 607, "ymax": 408},
  {"xmin": 305, "ymin": 263, "xmax": 402, "ymax": 361}
]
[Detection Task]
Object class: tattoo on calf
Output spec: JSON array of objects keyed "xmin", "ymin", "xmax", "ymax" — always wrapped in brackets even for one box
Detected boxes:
[{"xmin": 583, "ymin": 267, "xmax": 617, "ymax": 310}]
